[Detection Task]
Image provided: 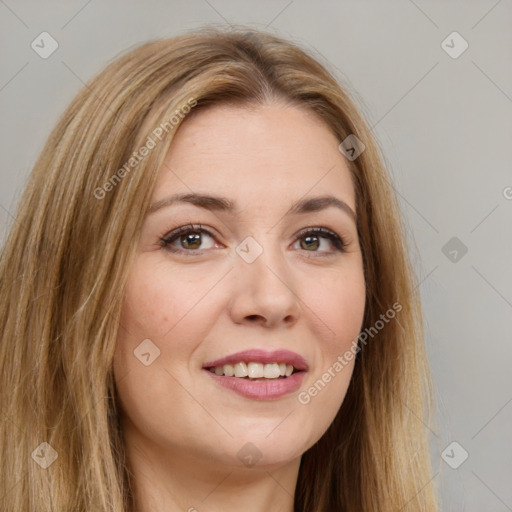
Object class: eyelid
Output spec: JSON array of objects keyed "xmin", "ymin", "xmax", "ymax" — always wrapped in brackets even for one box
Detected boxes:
[
  {"xmin": 291, "ymin": 226, "xmax": 347, "ymax": 253},
  {"xmin": 160, "ymin": 223, "xmax": 221, "ymax": 250},
  {"xmin": 160, "ymin": 223, "xmax": 347, "ymax": 255}
]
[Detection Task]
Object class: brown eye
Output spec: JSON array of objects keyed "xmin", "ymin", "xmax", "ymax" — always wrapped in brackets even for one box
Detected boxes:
[
  {"xmin": 300, "ymin": 234, "xmax": 320, "ymax": 251},
  {"xmin": 293, "ymin": 227, "xmax": 346, "ymax": 254},
  {"xmin": 180, "ymin": 232, "xmax": 202, "ymax": 250},
  {"xmin": 161, "ymin": 224, "xmax": 217, "ymax": 253}
]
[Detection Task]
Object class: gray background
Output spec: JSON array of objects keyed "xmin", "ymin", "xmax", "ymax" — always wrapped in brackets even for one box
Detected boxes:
[{"xmin": 1, "ymin": 1, "xmax": 511, "ymax": 510}]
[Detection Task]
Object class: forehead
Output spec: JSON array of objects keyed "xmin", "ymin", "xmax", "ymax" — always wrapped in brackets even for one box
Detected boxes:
[{"xmin": 154, "ymin": 103, "xmax": 356, "ymax": 211}]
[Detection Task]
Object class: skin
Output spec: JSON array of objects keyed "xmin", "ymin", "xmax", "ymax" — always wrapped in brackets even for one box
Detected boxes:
[{"xmin": 113, "ymin": 102, "xmax": 366, "ymax": 512}]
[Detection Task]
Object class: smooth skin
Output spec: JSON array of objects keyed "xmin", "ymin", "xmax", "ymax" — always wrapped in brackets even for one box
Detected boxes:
[{"xmin": 113, "ymin": 102, "xmax": 366, "ymax": 512}]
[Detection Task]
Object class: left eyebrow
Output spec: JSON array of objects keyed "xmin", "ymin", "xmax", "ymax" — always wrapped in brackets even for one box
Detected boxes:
[
  {"xmin": 286, "ymin": 195, "xmax": 356, "ymax": 223},
  {"xmin": 147, "ymin": 193, "xmax": 356, "ymax": 223}
]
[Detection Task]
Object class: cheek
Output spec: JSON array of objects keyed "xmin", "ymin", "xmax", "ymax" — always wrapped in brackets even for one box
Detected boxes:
[
  {"xmin": 113, "ymin": 264, "xmax": 186, "ymax": 402},
  {"xmin": 295, "ymin": 265, "xmax": 365, "ymax": 434},
  {"xmin": 118, "ymin": 259, "xmax": 224, "ymax": 339},
  {"xmin": 114, "ymin": 258, "xmax": 231, "ymax": 384},
  {"xmin": 118, "ymin": 265, "xmax": 183, "ymax": 338},
  {"xmin": 113, "ymin": 264, "xmax": 217, "ymax": 444},
  {"xmin": 307, "ymin": 265, "xmax": 366, "ymax": 349}
]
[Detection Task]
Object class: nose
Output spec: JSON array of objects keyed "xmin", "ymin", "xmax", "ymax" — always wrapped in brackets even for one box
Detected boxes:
[{"xmin": 227, "ymin": 241, "xmax": 301, "ymax": 328}]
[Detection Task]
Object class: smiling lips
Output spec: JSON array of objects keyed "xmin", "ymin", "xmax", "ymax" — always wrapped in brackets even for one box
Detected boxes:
[
  {"xmin": 203, "ymin": 348, "xmax": 308, "ymax": 376},
  {"xmin": 203, "ymin": 349, "xmax": 308, "ymax": 400}
]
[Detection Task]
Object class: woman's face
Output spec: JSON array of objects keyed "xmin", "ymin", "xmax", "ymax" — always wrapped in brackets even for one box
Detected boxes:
[{"xmin": 113, "ymin": 103, "xmax": 366, "ymax": 470}]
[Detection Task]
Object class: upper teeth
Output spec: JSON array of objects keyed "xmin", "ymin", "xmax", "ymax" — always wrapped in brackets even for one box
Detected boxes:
[{"xmin": 210, "ymin": 362, "xmax": 294, "ymax": 379}]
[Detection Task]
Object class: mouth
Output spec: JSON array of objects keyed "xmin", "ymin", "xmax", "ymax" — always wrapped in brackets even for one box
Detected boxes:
[
  {"xmin": 203, "ymin": 349, "xmax": 308, "ymax": 378},
  {"xmin": 202, "ymin": 349, "xmax": 308, "ymax": 400}
]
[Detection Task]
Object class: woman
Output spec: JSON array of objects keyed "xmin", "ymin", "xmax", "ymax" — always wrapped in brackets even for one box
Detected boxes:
[{"xmin": 0, "ymin": 27, "xmax": 437, "ymax": 511}]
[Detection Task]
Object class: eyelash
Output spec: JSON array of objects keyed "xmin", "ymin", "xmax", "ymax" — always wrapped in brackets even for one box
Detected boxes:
[{"xmin": 159, "ymin": 223, "xmax": 347, "ymax": 256}]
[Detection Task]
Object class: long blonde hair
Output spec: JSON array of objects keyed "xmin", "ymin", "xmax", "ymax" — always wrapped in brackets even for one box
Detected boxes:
[{"xmin": 0, "ymin": 27, "xmax": 437, "ymax": 511}]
